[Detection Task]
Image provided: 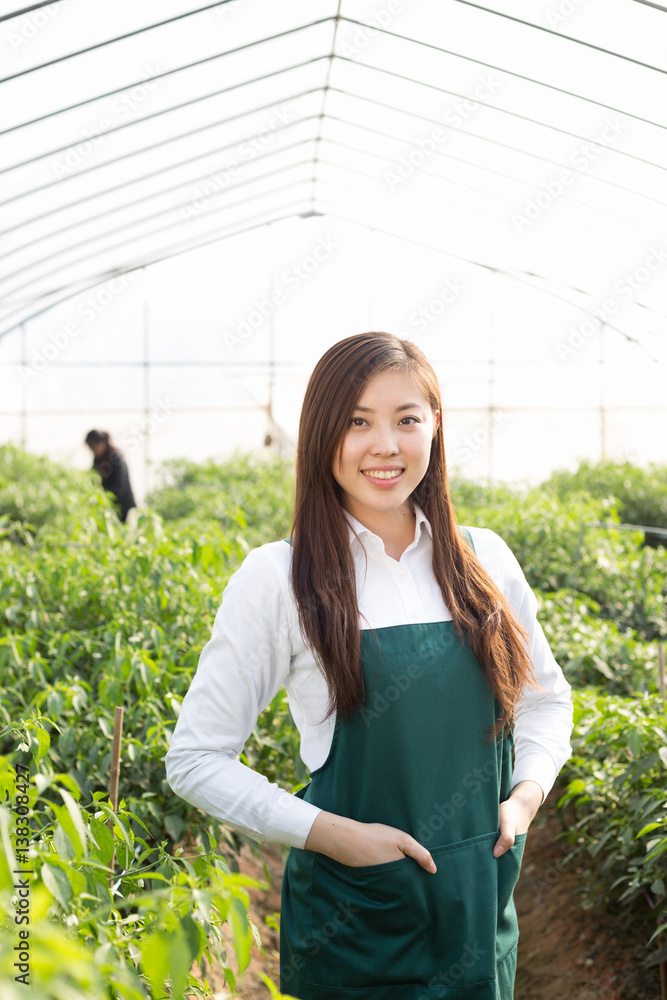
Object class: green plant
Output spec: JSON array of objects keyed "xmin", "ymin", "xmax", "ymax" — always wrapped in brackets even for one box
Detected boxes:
[
  {"xmin": 145, "ymin": 452, "xmax": 295, "ymax": 549},
  {"xmin": 0, "ymin": 742, "xmax": 298, "ymax": 999},
  {"xmin": 536, "ymin": 590, "xmax": 659, "ymax": 694},
  {"xmin": 544, "ymin": 458, "xmax": 667, "ymax": 544},
  {"xmin": 557, "ymin": 688, "xmax": 667, "ymax": 951},
  {"xmin": 0, "ymin": 505, "xmax": 247, "ymax": 848},
  {"xmin": 3, "ymin": 444, "xmax": 667, "ymax": 980}
]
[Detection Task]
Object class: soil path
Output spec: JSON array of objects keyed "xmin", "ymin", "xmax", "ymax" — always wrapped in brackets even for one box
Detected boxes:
[{"xmin": 193, "ymin": 792, "xmax": 663, "ymax": 998}]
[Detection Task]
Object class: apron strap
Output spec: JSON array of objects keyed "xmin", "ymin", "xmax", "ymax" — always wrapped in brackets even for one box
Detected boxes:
[{"xmin": 459, "ymin": 525, "xmax": 475, "ymax": 553}]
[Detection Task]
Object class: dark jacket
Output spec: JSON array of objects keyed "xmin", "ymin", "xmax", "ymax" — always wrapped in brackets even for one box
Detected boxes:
[{"xmin": 93, "ymin": 446, "xmax": 136, "ymax": 522}]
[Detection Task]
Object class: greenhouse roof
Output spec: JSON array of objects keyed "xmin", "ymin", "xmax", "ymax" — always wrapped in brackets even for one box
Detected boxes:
[{"xmin": 1, "ymin": 0, "xmax": 666, "ymax": 340}]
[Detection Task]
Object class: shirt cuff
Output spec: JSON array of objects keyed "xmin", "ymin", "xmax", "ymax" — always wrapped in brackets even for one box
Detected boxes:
[
  {"xmin": 511, "ymin": 750, "xmax": 560, "ymax": 805},
  {"xmin": 265, "ymin": 787, "xmax": 323, "ymax": 849}
]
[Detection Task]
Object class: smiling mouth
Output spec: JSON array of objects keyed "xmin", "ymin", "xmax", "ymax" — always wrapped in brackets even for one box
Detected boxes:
[{"xmin": 361, "ymin": 468, "xmax": 405, "ymax": 480}]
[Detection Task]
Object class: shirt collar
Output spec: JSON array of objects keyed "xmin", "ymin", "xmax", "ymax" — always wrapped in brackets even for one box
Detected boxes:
[{"xmin": 343, "ymin": 502, "xmax": 432, "ymax": 551}]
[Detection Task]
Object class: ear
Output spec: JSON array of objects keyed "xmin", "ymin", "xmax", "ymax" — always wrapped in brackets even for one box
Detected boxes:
[{"xmin": 433, "ymin": 410, "xmax": 441, "ymax": 436}]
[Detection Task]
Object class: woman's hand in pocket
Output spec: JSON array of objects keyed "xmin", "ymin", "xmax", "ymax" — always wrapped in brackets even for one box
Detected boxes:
[
  {"xmin": 493, "ymin": 779, "xmax": 543, "ymax": 857},
  {"xmin": 305, "ymin": 811, "xmax": 437, "ymax": 872}
]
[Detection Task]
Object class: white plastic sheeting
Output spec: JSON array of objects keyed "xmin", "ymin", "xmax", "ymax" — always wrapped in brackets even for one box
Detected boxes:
[{"xmin": 1, "ymin": 0, "xmax": 666, "ymax": 497}]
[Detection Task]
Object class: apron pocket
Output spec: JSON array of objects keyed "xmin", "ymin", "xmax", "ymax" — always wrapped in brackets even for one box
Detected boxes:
[
  {"xmin": 495, "ymin": 831, "xmax": 526, "ymax": 962},
  {"xmin": 305, "ymin": 831, "xmax": 502, "ymax": 990}
]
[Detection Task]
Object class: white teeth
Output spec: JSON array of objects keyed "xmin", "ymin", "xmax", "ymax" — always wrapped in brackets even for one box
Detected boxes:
[{"xmin": 364, "ymin": 469, "xmax": 403, "ymax": 479}]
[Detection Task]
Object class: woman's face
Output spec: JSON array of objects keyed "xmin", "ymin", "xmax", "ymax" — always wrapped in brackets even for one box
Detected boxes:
[
  {"xmin": 88, "ymin": 441, "xmax": 107, "ymax": 459},
  {"xmin": 331, "ymin": 368, "xmax": 440, "ymax": 524}
]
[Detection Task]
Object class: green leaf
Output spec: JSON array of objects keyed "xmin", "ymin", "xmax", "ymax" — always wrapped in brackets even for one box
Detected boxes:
[
  {"xmin": 88, "ymin": 817, "xmax": 115, "ymax": 866},
  {"xmin": 259, "ymin": 972, "xmax": 298, "ymax": 998},
  {"xmin": 41, "ymin": 861, "xmax": 72, "ymax": 908},
  {"xmin": 593, "ymin": 659, "xmax": 614, "ymax": 681},
  {"xmin": 53, "ymin": 823, "xmax": 75, "ymax": 861},
  {"xmin": 636, "ymin": 822, "xmax": 663, "ymax": 838},
  {"xmin": 229, "ymin": 894, "xmax": 252, "ymax": 973},
  {"xmin": 0, "ymin": 807, "xmax": 16, "ymax": 890},
  {"xmin": 57, "ymin": 726, "xmax": 78, "ymax": 759},
  {"xmin": 140, "ymin": 931, "xmax": 170, "ymax": 998},
  {"xmin": 0, "ymin": 758, "xmax": 16, "ymax": 801},
  {"xmin": 33, "ymin": 726, "xmax": 50, "ymax": 763},
  {"xmin": 627, "ymin": 730, "xmax": 642, "ymax": 759},
  {"xmin": 166, "ymin": 931, "xmax": 194, "ymax": 1000},
  {"xmin": 180, "ymin": 912, "xmax": 205, "ymax": 963},
  {"xmin": 67, "ymin": 865, "xmax": 87, "ymax": 897},
  {"xmin": 659, "ymin": 747, "xmax": 667, "ymax": 768},
  {"xmin": 164, "ymin": 812, "xmax": 185, "ymax": 843},
  {"xmin": 47, "ymin": 690, "xmax": 64, "ymax": 717},
  {"xmin": 58, "ymin": 786, "xmax": 87, "ymax": 854}
]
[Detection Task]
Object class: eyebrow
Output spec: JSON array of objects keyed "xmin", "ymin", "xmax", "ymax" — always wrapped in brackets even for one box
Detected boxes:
[{"xmin": 353, "ymin": 402, "xmax": 425, "ymax": 413}]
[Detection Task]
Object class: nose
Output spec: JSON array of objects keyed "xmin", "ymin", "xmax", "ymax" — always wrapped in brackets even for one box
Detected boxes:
[{"xmin": 370, "ymin": 421, "xmax": 399, "ymax": 456}]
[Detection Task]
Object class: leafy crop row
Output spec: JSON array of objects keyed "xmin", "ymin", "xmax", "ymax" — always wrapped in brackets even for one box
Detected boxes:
[
  {"xmin": 0, "ymin": 445, "xmax": 299, "ymax": 999},
  {"xmin": 1, "ymin": 444, "xmax": 666, "ymax": 995}
]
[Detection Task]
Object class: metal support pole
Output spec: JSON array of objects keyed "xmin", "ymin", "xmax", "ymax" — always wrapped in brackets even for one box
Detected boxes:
[
  {"xmin": 266, "ymin": 266, "xmax": 275, "ymax": 449},
  {"xmin": 142, "ymin": 299, "xmax": 150, "ymax": 496},
  {"xmin": 599, "ymin": 325, "xmax": 606, "ymax": 460},
  {"xmin": 20, "ymin": 322, "xmax": 27, "ymax": 448},
  {"xmin": 488, "ymin": 273, "xmax": 496, "ymax": 484}
]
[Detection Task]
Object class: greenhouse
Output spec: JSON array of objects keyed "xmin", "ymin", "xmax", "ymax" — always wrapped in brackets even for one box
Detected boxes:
[
  {"xmin": 2, "ymin": 0, "xmax": 666, "ymax": 496},
  {"xmin": 1, "ymin": 2, "xmax": 666, "ymax": 999}
]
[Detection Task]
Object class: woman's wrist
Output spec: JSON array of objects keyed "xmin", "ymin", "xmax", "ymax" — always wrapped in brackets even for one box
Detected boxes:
[
  {"xmin": 509, "ymin": 779, "xmax": 543, "ymax": 819},
  {"xmin": 304, "ymin": 810, "xmax": 357, "ymax": 857}
]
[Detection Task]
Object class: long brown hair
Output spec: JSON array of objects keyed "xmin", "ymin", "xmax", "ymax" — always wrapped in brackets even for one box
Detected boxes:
[{"xmin": 289, "ymin": 331, "xmax": 538, "ymax": 738}]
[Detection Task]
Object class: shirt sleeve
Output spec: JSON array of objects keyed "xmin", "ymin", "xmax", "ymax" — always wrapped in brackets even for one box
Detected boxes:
[
  {"xmin": 164, "ymin": 544, "xmax": 323, "ymax": 848},
  {"xmin": 469, "ymin": 527, "xmax": 574, "ymax": 804}
]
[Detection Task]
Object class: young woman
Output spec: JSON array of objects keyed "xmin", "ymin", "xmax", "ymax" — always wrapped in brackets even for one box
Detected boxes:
[{"xmin": 165, "ymin": 331, "xmax": 573, "ymax": 999}]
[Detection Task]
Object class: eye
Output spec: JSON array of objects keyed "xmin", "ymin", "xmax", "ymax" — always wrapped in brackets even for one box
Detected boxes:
[
  {"xmin": 349, "ymin": 417, "xmax": 367, "ymax": 426},
  {"xmin": 399, "ymin": 416, "xmax": 419, "ymax": 425}
]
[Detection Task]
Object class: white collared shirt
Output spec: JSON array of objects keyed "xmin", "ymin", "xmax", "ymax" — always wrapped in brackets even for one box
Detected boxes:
[{"xmin": 165, "ymin": 504, "xmax": 573, "ymax": 849}]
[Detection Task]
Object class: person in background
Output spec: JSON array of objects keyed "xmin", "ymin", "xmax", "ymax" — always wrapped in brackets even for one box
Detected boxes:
[{"xmin": 84, "ymin": 429, "xmax": 136, "ymax": 523}]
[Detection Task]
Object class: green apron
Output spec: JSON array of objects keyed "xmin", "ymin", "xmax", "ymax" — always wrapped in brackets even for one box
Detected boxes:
[{"xmin": 279, "ymin": 529, "xmax": 526, "ymax": 998}]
